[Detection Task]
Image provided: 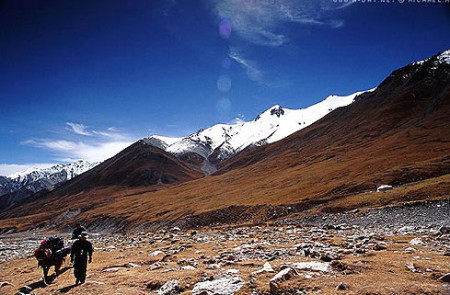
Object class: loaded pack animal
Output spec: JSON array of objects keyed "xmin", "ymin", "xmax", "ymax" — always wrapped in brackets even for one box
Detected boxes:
[{"xmin": 34, "ymin": 237, "xmax": 71, "ymax": 284}]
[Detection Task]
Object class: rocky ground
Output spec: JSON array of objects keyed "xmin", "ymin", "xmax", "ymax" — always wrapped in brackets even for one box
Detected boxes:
[{"xmin": 0, "ymin": 201, "xmax": 449, "ymax": 295}]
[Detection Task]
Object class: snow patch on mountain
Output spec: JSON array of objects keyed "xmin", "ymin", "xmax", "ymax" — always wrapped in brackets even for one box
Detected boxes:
[
  {"xmin": 141, "ymin": 135, "xmax": 183, "ymax": 150},
  {"xmin": 411, "ymin": 49, "xmax": 450, "ymax": 67},
  {"xmin": 0, "ymin": 160, "xmax": 99, "ymax": 201},
  {"xmin": 147, "ymin": 89, "xmax": 375, "ymax": 164},
  {"xmin": 434, "ymin": 49, "xmax": 450, "ymax": 66}
]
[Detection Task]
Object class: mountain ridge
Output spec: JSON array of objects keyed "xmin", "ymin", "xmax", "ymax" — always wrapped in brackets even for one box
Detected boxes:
[
  {"xmin": 146, "ymin": 89, "xmax": 374, "ymax": 168},
  {"xmin": 0, "ymin": 160, "xmax": 98, "ymax": 211},
  {"xmin": 0, "ymin": 49, "xmax": 449, "ymax": 233}
]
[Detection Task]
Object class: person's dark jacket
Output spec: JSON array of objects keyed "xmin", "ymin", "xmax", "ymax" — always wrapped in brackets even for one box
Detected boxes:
[
  {"xmin": 71, "ymin": 226, "xmax": 87, "ymax": 239},
  {"xmin": 70, "ymin": 239, "xmax": 93, "ymax": 266}
]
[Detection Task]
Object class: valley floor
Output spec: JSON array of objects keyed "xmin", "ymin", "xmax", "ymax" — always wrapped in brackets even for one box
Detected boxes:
[{"xmin": 0, "ymin": 202, "xmax": 449, "ymax": 295}]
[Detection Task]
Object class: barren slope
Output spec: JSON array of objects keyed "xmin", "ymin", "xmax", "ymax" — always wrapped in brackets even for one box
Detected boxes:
[
  {"xmin": 0, "ymin": 141, "xmax": 204, "ymax": 232},
  {"xmin": 0, "ymin": 51, "xmax": 449, "ymax": 233}
]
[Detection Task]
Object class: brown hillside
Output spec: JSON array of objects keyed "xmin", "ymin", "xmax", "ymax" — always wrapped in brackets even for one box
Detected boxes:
[
  {"xmin": 0, "ymin": 51, "xmax": 449, "ymax": 233},
  {"xmin": 68, "ymin": 140, "xmax": 204, "ymax": 189},
  {"xmin": 0, "ymin": 141, "xmax": 204, "ymax": 229}
]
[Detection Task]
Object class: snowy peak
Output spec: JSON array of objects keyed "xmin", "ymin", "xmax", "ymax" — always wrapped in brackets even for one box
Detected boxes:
[
  {"xmin": 254, "ymin": 105, "xmax": 285, "ymax": 121},
  {"xmin": 436, "ymin": 49, "xmax": 450, "ymax": 64},
  {"xmin": 142, "ymin": 135, "xmax": 183, "ymax": 150},
  {"xmin": 411, "ymin": 49, "xmax": 450, "ymax": 67},
  {"xmin": 1, "ymin": 160, "xmax": 99, "ymax": 202},
  {"xmin": 8, "ymin": 160, "xmax": 98, "ymax": 181},
  {"xmin": 145, "ymin": 89, "xmax": 375, "ymax": 167},
  {"xmin": 269, "ymin": 105, "xmax": 285, "ymax": 118},
  {"xmin": 379, "ymin": 49, "xmax": 450, "ymax": 92}
]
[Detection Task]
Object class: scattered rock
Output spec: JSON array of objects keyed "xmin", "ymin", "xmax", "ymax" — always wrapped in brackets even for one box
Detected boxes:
[
  {"xmin": 0, "ymin": 281, "xmax": 14, "ymax": 287},
  {"xmin": 161, "ymin": 254, "xmax": 172, "ymax": 262},
  {"xmin": 149, "ymin": 262, "xmax": 164, "ymax": 271},
  {"xmin": 158, "ymin": 279, "xmax": 180, "ymax": 295},
  {"xmin": 270, "ymin": 267, "xmax": 298, "ymax": 284},
  {"xmin": 226, "ymin": 269, "xmax": 239, "ymax": 274},
  {"xmin": 102, "ymin": 266, "xmax": 126, "ymax": 272},
  {"xmin": 372, "ymin": 244, "xmax": 387, "ymax": 251},
  {"xmin": 252, "ymin": 262, "xmax": 275, "ymax": 275},
  {"xmin": 18, "ymin": 285, "xmax": 32, "ymax": 293},
  {"xmin": 125, "ymin": 262, "xmax": 141, "ymax": 268},
  {"xmin": 403, "ymin": 247, "xmax": 416, "ymax": 253},
  {"xmin": 287, "ymin": 261, "xmax": 332, "ymax": 273},
  {"xmin": 438, "ymin": 226, "xmax": 450, "ymax": 235},
  {"xmin": 438, "ymin": 273, "xmax": 450, "ymax": 283},
  {"xmin": 192, "ymin": 276, "xmax": 244, "ymax": 295},
  {"xmin": 320, "ymin": 252, "xmax": 337, "ymax": 261},
  {"xmin": 377, "ymin": 185, "xmax": 393, "ymax": 192},
  {"xmin": 409, "ymin": 238, "xmax": 424, "ymax": 246},
  {"xmin": 86, "ymin": 281, "xmax": 105, "ymax": 285},
  {"xmin": 336, "ymin": 282, "xmax": 348, "ymax": 290},
  {"xmin": 269, "ymin": 281, "xmax": 279, "ymax": 295},
  {"xmin": 405, "ymin": 262, "xmax": 417, "ymax": 273},
  {"xmin": 147, "ymin": 281, "xmax": 163, "ymax": 290}
]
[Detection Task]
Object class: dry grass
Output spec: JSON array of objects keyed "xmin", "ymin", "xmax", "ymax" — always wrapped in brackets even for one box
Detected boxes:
[
  {"xmin": 0, "ymin": 76, "xmax": 449, "ymax": 233},
  {"xmin": 0, "ymin": 230, "xmax": 449, "ymax": 295}
]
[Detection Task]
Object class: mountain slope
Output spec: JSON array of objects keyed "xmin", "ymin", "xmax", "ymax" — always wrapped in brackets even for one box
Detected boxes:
[
  {"xmin": 0, "ymin": 160, "xmax": 98, "ymax": 211},
  {"xmin": 41, "ymin": 140, "xmax": 204, "ymax": 196},
  {"xmin": 148, "ymin": 90, "xmax": 373, "ymax": 166},
  {"xmin": 0, "ymin": 140, "xmax": 204, "ymax": 231},
  {"xmin": 0, "ymin": 50, "xmax": 449, "ymax": 233},
  {"xmin": 86, "ymin": 49, "xmax": 450, "ymax": 228}
]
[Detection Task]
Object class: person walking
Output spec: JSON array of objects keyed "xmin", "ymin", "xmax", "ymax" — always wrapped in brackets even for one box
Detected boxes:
[
  {"xmin": 71, "ymin": 223, "xmax": 87, "ymax": 240},
  {"xmin": 70, "ymin": 232, "xmax": 93, "ymax": 285}
]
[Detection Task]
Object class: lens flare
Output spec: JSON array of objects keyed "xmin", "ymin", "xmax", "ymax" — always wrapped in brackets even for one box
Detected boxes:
[
  {"xmin": 219, "ymin": 18, "xmax": 232, "ymax": 39},
  {"xmin": 217, "ymin": 75, "xmax": 231, "ymax": 92},
  {"xmin": 221, "ymin": 57, "xmax": 231, "ymax": 69},
  {"xmin": 216, "ymin": 97, "xmax": 232, "ymax": 114}
]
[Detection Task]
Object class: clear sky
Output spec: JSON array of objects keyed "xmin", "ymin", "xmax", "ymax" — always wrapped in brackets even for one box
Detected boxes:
[{"xmin": 1, "ymin": 0, "xmax": 449, "ymax": 176}]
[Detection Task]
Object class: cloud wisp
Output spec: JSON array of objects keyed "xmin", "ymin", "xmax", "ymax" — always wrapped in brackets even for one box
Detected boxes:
[
  {"xmin": 228, "ymin": 47, "xmax": 290, "ymax": 88},
  {"xmin": 230, "ymin": 114, "xmax": 246, "ymax": 125},
  {"xmin": 214, "ymin": 0, "xmax": 350, "ymax": 47},
  {"xmin": 21, "ymin": 123, "xmax": 135, "ymax": 164},
  {"xmin": 66, "ymin": 122, "xmax": 92, "ymax": 136},
  {"xmin": 22, "ymin": 139, "xmax": 132, "ymax": 163},
  {"xmin": 229, "ymin": 48, "xmax": 264, "ymax": 84},
  {"xmin": 213, "ymin": 1, "xmax": 351, "ymax": 87}
]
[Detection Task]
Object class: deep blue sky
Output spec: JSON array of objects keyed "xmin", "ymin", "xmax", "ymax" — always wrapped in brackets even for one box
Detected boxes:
[{"xmin": 1, "ymin": 0, "xmax": 449, "ymax": 175}]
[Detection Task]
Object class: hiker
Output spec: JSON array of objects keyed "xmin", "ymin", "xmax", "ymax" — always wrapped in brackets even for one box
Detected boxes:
[
  {"xmin": 71, "ymin": 223, "xmax": 87, "ymax": 240},
  {"xmin": 70, "ymin": 232, "xmax": 93, "ymax": 285}
]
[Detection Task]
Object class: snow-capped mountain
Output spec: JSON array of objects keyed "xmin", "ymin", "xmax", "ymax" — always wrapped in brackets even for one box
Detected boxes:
[
  {"xmin": 411, "ymin": 49, "xmax": 450, "ymax": 67},
  {"xmin": 146, "ymin": 89, "xmax": 375, "ymax": 168},
  {"xmin": 7, "ymin": 159, "xmax": 98, "ymax": 186},
  {"xmin": 0, "ymin": 160, "xmax": 99, "ymax": 210}
]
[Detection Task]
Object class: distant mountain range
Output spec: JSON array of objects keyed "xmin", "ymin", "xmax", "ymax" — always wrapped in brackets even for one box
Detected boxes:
[{"xmin": 0, "ymin": 160, "xmax": 98, "ymax": 211}]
